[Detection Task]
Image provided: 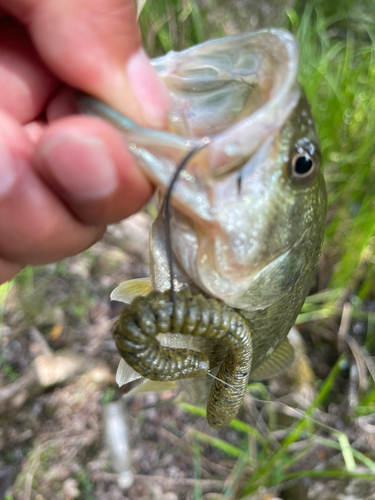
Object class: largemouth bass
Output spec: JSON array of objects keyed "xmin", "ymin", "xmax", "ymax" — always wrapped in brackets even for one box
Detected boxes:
[{"xmin": 78, "ymin": 29, "xmax": 327, "ymax": 429}]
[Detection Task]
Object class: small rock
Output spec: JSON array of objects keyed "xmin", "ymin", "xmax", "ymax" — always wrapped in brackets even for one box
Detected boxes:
[{"xmin": 63, "ymin": 478, "xmax": 80, "ymax": 500}]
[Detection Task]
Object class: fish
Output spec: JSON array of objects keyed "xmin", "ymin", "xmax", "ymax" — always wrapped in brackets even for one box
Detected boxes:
[{"xmin": 77, "ymin": 28, "xmax": 327, "ymax": 429}]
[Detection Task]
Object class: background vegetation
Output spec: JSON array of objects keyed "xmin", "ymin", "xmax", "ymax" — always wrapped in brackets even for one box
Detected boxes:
[{"xmin": 0, "ymin": 0, "xmax": 374, "ymax": 499}]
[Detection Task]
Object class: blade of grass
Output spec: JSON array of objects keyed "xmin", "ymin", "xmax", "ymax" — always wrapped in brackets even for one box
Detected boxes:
[
  {"xmin": 316, "ymin": 436, "xmax": 375, "ymax": 473},
  {"xmin": 337, "ymin": 433, "xmax": 356, "ymax": 471},
  {"xmin": 221, "ymin": 455, "xmax": 248, "ymax": 500},
  {"xmin": 281, "ymin": 469, "xmax": 375, "ymax": 482},
  {"xmin": 192, "ymin": 441, "xmax": 203, "ymax": 500},
  {"xmin": 302, "ymin": 288, "xmax": 343, "ymax": 304},
  {"xmin": 190, "ymin": 429, "xmax": 248, "ymax": 460},
  {"xmin": 178, "ymin": 402, "xmax": 268, "ymax": 446},
  {"xmin": 190, "ymin": 1, "xmax": 205, "ymax": 43},
  {"xmin": 296, "ymin": 306, "xmax": 338, "ymax": 324},
  {"xmin": 0, "ymin": 280, "xmax": 13, "ymax": 329}
]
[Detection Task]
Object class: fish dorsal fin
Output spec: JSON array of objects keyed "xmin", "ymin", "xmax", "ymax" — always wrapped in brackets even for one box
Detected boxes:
[
  {"xmin": 111, "ymin": 277, "xmax": 152, "ymax": 304},
  {"xmin": 250, "ymin": 337, "xmax": 294, "ymax": 380}
]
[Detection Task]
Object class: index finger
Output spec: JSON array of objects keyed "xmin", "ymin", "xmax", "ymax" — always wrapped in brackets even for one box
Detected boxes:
[{"xmin": 0, "ymin": 0, "xmax": 170, "ymax": 128}]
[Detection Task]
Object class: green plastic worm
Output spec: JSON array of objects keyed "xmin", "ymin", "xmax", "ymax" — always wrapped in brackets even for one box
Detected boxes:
[{"xmin": 113, "ymin": 289, "xmax": 253, "ymax": 429}]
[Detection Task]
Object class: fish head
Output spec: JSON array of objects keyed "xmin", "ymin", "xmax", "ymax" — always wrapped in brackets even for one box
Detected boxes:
[
  {"xmin": 149, "ymin": 29, "xmax": 327, "ymax": 310},
  {"xmin": 161, "ymin": 92, "xmax": 327, "ymax": 310},
  {"xmin": 78, "ymin": 29, "xmax": 327, "ymax": 311}
]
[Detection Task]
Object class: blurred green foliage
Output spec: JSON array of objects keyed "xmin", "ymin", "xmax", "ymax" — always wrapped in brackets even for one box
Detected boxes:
[
  {"xmin": 290, "ymin": 0, "xmax": 375, "ymax": 295},
  {"xmin": 138, "ymin": 0, "xmax": 209, "ymax": 55}
]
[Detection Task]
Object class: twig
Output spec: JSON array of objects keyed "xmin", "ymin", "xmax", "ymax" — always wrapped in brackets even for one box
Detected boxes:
[
  {"xmin": 337, "ymin": 301, "xmax": 370, "ymax": 393},
  {"xmin": 135, "ymin": 474, "xmax": 225, "ymax": 492},
  {"xmin": 345, "ymin": 333, "xmax": 370, "ymax": 393},
  {"xmin": 337, "ymin": 302, "xmax": 353, "ymax": 352},
  {"xmin": 93, "ymin": 472, "xmax": 225, "ymax": 492},
  {"xmin": 348, "ymin": 363, "xmax": 359, "ymax": 408}
]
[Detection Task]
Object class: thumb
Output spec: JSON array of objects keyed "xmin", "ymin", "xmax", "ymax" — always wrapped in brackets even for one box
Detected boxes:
[{"xmin": 1, "ymin": 0, "xmax": 170, "ymax": 128}]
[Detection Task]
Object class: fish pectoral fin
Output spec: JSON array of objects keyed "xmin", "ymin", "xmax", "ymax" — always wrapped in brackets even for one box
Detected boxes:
[
  {"xmin": 111, "ymin": 277, "xmax": 152, "ymax": 304},
  {"xmin": 250, "ymin": 338, "xmax": 295, "ymax": 380},
  {"xmin": 176, "ymin": 376, "xmax": 214, "ymax": 405}
]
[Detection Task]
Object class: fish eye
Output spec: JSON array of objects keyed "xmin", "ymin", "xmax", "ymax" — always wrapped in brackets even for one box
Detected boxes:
[
  {"xmin": 293, "ymin": 152, "xmax": 314, "ymax": 175},
  {"xmin": 288, "ymin": 144, "xmax": 320, "ymax": 185}
]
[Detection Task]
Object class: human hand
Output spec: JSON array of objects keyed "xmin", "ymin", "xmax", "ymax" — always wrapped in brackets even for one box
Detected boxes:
[{"xmin": 0, "ymin": 0, "xmax": 170, "ymax": 284}]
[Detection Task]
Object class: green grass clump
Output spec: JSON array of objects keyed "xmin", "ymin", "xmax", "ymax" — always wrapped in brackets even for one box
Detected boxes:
[{"xmin": 289, "ymin": 2, "xmax": 375, "ymax": 294}]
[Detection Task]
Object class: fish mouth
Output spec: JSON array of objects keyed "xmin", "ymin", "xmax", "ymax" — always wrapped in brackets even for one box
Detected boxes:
[
  {"xmin": 152, "ymin": 29, "xmax": 301, "ymax": 176},
  {"xmin": 78, "ymin": 29, "xmax": 301, "ymax": 196},
  {"xmin": 78, "ymin": 30, "xmax": 323, "ymax": 315}
]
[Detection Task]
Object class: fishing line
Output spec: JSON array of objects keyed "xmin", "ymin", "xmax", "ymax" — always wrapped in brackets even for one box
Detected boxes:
[
  {"xmin": 243, "ymin": 391, "xmax": 341, "ymax": 436},
  {"xmin": 165, "ymin": 139, "xmax": 210, "ymax": 304},
  {"xmin": 207, "ymin": 371, "xmax": 238, "ymax": 390},
  {"xmin": 207, "ymin": 371, "xmax": 340, "ymax": 436}
]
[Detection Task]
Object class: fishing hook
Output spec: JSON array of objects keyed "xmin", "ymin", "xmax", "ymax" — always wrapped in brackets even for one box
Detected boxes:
[{"xmin": 164, "ymin": 139, "xmax": 210, "ymax": 304}]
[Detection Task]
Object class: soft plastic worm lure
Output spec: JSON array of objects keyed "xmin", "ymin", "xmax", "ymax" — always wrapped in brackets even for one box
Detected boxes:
[{"xmin": 113, "ymin": 288, "xmax": 253, "ymax": 429}]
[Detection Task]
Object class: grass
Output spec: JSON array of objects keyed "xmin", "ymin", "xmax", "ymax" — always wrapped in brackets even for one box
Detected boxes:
[
  {"xmin": 180, "ymin": 355, "xmax": 375, "ymax": 497},
  {"xmin": 138, "ymin": 0, "xmax": 210, "ymax": 55}
]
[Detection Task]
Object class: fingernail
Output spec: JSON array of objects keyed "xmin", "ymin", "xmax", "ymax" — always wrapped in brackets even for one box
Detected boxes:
[
  {"xmin": 126, "ymin": 48, "xmax": 171, "ymax": 129},
  {"xmin": 41, "ymin": 134, "xmax": 117, "ymax": 201},
  {"xmin": 0, "ymin": 140, "xmax": 17, "ymax": 197}
]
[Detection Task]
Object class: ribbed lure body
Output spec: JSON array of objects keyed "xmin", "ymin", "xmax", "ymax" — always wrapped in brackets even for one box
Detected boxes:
[{"xmin": 114, "ymin": 289, "xmax": 253, "ymax": 429}]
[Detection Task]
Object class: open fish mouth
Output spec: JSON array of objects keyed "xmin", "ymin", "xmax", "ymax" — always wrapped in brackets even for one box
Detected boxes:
[
  {"xmin": 78, "ymin": 28, "xmax": 300, "ymax": 178},
  {"xmin": 152, "ymin": 28, "xmax": 301, "ymax": 176}
]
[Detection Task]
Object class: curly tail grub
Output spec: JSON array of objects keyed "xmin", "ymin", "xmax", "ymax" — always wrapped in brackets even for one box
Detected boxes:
[{"xmin": 113, "ymin": 289, "xmax": 253, "ymax": 429}]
